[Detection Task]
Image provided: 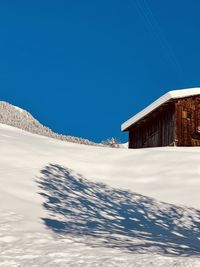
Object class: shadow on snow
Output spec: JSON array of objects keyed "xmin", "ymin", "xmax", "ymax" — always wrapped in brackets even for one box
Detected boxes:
[{"xmin": 37, "ymin": 164, "xmax": 200, "ymax": 256}]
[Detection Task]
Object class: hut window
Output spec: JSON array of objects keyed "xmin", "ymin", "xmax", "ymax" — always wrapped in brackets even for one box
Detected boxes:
[
  {"xmin": 182, "ymin": 111, "xmax": 187, "ymax": 119},
  {"xmin": 182, "ymin": 111, "xmax": 192, "ymax": 120},
  {"xmin": 187, "ymin": 112, "xmax": 192, "ymax": 120}
]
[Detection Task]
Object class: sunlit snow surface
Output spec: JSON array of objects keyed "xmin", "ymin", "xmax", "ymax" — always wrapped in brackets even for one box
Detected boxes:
[{"xmin": 0, "ymin": 124, "xmax": 200, "ymax": 266}]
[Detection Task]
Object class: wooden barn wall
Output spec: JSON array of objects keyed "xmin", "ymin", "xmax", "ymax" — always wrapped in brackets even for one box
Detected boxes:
[
  {"xmin": 175, "ymin": 96, "xmax": 200, "ymax": 146},
  {"xmin": 128, "ymin": 102, "xmax": 175, "ymax": 148}
]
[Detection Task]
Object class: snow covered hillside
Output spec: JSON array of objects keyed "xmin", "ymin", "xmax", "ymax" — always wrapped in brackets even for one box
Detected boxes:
[
  {"xmin": 0, "ymin": 101, "xmax": 99, "ymax": 146},
  {"xmin": 1, "ymin": 123, "xmax": 200, "ymax": 266}
]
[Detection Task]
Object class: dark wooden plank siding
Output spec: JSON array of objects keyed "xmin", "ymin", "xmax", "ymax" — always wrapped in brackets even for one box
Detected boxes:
[
  {"xmin": 128, "ymin": 102, "xmax": 175, "ymax": 148},
  {"xmin": 127, "ymin": 95, "xmax": 200, "ymax": 148},
  {"xmin": 175, "ymin": 96, "xmax": 200, "ymax": 146}
]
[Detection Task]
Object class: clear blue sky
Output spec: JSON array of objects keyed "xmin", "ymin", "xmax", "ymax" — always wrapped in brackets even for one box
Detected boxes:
[{"xmin": 0, "ymin": 0, "xmax": 200, "ymax": 142}]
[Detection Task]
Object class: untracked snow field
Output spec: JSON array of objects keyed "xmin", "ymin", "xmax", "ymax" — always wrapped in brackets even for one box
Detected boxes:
[{"xmin": 0, "ymin": 123, "xmax": 200, "ymax": 266}]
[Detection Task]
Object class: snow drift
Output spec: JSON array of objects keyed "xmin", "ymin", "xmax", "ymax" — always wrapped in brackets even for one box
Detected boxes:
[{"xmin": 0, "ymin": 123, "xmax": 200, "ymax": 266}]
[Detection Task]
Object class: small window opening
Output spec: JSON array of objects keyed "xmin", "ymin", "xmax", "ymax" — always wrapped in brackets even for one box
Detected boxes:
[
  {"xmin": 182, "ymin": 111, "xmax": 192, "ymax": 120},
  {"xmin": 187, "ymin": 112, "xmax": 192, "ymax": 120}
]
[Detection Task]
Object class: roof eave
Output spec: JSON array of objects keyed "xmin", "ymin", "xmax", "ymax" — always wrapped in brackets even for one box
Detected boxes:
[{"xmin": 121, "ymin": 88, "xmax": 200, "ymax": 132}]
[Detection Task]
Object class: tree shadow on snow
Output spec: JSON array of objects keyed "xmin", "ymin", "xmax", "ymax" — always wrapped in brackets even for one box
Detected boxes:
[{"xmin": 37, "ymin": 164, "xmax": 200, "ymax": 256}]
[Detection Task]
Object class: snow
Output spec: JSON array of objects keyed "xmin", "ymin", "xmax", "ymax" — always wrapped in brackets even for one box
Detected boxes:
[
  {"xmin": 121, "ymin": 87, "xmax": 200, "ymax": 131},
  {"xmin": 0, "ymin": 123, "xmax": 200, "ymax": 266}
]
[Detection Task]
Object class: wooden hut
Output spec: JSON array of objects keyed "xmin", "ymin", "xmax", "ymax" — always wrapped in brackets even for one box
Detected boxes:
[{"xmin": 121, "ymin": 88, "xmax": 200, "ymax": 148}]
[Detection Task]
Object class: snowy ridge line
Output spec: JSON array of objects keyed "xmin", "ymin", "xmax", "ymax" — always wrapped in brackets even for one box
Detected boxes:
[{"xmin": 0, "ymin": 101, "xmax": 101, "ymax": 146}]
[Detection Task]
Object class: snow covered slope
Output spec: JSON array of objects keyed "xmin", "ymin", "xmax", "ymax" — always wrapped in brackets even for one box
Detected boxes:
[{"xmin": 0, "ymin": 123, "xmax": 200, "ymax": 266}]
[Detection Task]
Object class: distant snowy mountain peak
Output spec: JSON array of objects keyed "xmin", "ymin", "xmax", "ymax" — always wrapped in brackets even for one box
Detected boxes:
[
  {"xmin": 1, "ymin": 101, "xmax": 28, "ymax": 114},
  {"xmin": 7, "ymin": 103, "xmax": 25, "ymax": 114},
  {"xmin": 0, "ymin": 101, "xmax": 98, "ymax": 146},
  {"xmin": 12, "ymin": 105, "xmax": 29, "ymax": 116}
]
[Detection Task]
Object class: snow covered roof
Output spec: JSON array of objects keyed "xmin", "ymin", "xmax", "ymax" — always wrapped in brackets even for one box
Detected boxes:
[{"xmin": 121, "ymin": 88, "xmax": 200, "ymax": 131}]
